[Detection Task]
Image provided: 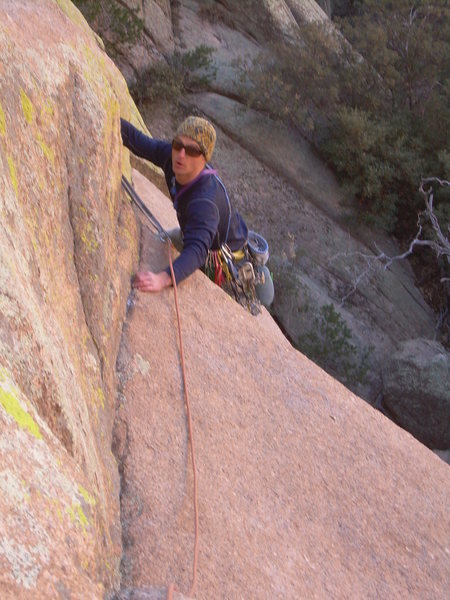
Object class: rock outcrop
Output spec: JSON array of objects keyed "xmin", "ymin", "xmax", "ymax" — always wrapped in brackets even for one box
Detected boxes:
[
  {"xmin": 183, "ymin": 93, "xmax": 437, "ymax": 401},
  {"xmin": 100, "ymin": 0, "xmax": 328, "ymax": 87},
  {"xmin": 0, "ymin": 1, "xmax": 139, "ymax": 596},
  {"xmin": 1, "ymin": 3, "xmax": 449, "ymax": 600},
  {"xmin": 382, "ymin": 339, "xmax": 450, "ymax": 449}
]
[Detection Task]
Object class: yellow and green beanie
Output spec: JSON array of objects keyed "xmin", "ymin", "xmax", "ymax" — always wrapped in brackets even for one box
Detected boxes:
[{"xmin": 175, "ymin": 116, "xmax": 216, "ymax": 162}]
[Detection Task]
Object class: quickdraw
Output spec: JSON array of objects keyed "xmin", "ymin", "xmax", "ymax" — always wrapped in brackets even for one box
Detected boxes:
[{"xmin": 205, "ymin": 239, "xmax": 269, "ymax": 316}]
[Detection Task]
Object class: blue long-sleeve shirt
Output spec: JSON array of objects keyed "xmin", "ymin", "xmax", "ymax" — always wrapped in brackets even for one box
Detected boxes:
[{"xmin": 121, "ymin": 119, "xmax": 248, "ymax": 283}]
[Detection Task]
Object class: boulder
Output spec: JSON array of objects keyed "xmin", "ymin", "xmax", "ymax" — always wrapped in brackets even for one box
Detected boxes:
[{"xmin": 382, "ymin": 339, "xmax": 450, "ymax": 449}]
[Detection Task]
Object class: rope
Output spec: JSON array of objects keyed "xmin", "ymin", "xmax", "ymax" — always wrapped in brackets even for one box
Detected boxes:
[
  {"xmin": 166, "ymin": 240, "xmax": 200, "ymax": 600},
  {"xmin": 120, "ymin": 176, "xmax": 200, "ymax": 597}
]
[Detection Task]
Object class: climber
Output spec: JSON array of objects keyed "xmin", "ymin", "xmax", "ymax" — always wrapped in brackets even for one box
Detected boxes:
[{"xmin": 120, "ymin": 115, "xmax": 274, "ymax": 308}]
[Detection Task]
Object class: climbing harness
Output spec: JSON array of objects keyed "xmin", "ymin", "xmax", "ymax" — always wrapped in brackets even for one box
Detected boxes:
[
  {"xmin": 205, "ymin": 231, "xmax": 271, "ymax": 315},
  {"xmin": 121, "ymin": 176, "xmax": 199, "ymax": 600}
]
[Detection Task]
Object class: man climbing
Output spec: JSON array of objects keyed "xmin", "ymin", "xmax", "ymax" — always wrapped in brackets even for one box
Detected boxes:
[{"xmin": 121, "ymin": 115, "xmax": 274, "ymax": 308}]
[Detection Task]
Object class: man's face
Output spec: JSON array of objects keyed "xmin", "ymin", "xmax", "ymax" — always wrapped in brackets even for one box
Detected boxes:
[{"xmin": 172, "ymin": 135, "xmax": 206, "ymax": 184}]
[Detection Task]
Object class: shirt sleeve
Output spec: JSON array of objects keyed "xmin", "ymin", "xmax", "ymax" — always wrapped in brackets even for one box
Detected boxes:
[
  {"xmin": 120, "ymin": 118, "xmax": 171, "ymax": 169},
  {"xmin": 166, "ymin": 198, "xmax": 220, "ymax": 284}
]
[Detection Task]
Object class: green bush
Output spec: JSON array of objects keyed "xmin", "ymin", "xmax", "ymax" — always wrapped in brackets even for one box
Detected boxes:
[
  {"xmin": 236, "ymin": 1, "xmax": 449, "ymax": 234},
  {"xmin": 72, "ymin": 0, "xmax": 143, "ymax": 55},
  {"xmin": 299, "ymin": 304, "xmax": 372, "ymax": 387},
  {"xmin": 130, "ymin": 45, "xmax": 216, "ymax": 107}
]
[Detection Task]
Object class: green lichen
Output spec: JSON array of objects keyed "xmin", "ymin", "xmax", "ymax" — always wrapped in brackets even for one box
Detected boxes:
[
  {"xmin": 0, "ymin": 102, "xmax": 6, "ymax": 136},
  {"xmin": 20, "ymin": 88, "xmax": 34, "ymax": 125},
  {"xmin": 7, "ymin": 155, "xmax": 18, "ymax": 197},
  {"xmin": 0, "ymin": 386, "xmax": 42, "ymax": 440}
]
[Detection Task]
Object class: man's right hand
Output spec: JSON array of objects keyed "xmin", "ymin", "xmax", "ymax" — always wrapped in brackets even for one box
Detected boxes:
[{"xmin": 132, "ymin": 270, "xmax": 172, "ymax": 293}]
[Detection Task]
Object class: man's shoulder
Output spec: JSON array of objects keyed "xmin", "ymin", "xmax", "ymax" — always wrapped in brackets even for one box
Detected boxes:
[{"xmin": 191, "ymin": 171, "xmax": 222, "ymax": 197}]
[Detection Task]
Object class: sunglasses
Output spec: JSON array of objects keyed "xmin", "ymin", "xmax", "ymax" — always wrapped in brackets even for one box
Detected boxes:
[{"xmin": 172, "ymin": 138, "xmax": 204, "ymax": 158}]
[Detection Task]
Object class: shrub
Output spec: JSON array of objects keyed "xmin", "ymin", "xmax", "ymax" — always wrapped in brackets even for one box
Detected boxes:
[
  {"xmin": 236, "ymin": 1, "xmax": 449, "ymax": 234},
  {"xmin": 130, "ymin": 45, "xmax": 216, "ymax": 107},
  {"xmin": 298, "ymin": 304, "xmax": 372, "ymax": 387},
  {"xmin": 73, "ymin": 0, "xmax": 143, "ymax": 55}
]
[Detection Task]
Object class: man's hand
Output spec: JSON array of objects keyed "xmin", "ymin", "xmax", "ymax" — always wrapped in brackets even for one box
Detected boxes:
[{"xmin": 132, "ymin": 270, "xmax": 172, "ymax": 293}]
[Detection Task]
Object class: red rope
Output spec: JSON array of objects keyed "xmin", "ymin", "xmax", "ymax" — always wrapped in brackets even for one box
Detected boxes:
[{"xmin": 166, "ymin": 240, "xmax": 200, "ymax": 600}]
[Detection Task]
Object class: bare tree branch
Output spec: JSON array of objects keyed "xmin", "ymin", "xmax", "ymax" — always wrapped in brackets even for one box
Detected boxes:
[{"xmin": 331, "ymin": 177, "xmax": 450, "ymax": 309}]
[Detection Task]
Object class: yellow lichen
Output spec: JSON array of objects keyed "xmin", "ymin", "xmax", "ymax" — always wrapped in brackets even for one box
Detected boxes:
[
  {"xmin": 78, "ymin": 484, "xmax": 96, "ymax": 507},
  {"xmin": 0, "ymin": 384, "xmax": 42, "ymax": 440},
  {"xmin": 80, "ymin": 221, "xmax": 99, "ymax": 252},
  {"xmin": 36, "ymin": 133, "xmax": 55, "ymax": 164},
  {"xmin": 0, "ymin": 102, "xmax": 6, "ymax": 136},
  {"xmin": 43, "ymin": 101, "xmax": 54, "ymax": 116},
  {"xmin": 55, "ymin": 0, "xmax": 95, "ymax": 38},
  {"xmin": 20, "ymin": 88, "xmax": 34, "ymax": 125},
  {"xmin": 76, "ymin": 503, "xmax": 89, "ymax": 529},
  {"xmin": 67, "ymin": 502, "xmax": 89, "ymax": 531},
  {"xmin": 95, "ymin": 387, "xmax": 105, "ymax": 409},
  {"xmin": 7, "ymin": 155, "xmax": 18, "ymax": 197}
]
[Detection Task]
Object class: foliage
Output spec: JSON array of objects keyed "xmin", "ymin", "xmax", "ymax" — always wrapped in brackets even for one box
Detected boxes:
[
  {"xmin": 72, "ymin": 0, "xmax": 143, "ymax": 55},
  {"xmin": 298, "ymin": 304, "xmax": 372, "ymax": 387},
  {"xmin": 235, "ymin": 0, "xmax": 449, "ymax": 233},
  {"xmin": 317, "ymin": 0, "xmax": 364, "ymax": 18},
  {"xmin": 130, "ymin": 45, "xmax": 217, "ymax": 107}
]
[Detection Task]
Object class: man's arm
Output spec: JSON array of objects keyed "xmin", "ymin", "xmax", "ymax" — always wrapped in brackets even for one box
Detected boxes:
[
  {"xmin": 166, "ymin": 198, "xmax": 220, "ymax": 284},
  {"xmin": 120, "ymin": 118, "xmax": 171, "ymax": 169}
]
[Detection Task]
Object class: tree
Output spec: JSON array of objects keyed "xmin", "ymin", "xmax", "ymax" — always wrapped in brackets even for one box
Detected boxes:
[
  {"xmin": 332, "ymin": 178, "xmax": 449, "ymax": 341},
  {"xmin": 72, "ymin": 0, "xmax": 144, "ymax": 56}
]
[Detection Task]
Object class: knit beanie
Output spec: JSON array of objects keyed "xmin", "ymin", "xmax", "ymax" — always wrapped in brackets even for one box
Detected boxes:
[{"xmin": 175, "ymin": 116, "xmax": 216, "ymax": 162}]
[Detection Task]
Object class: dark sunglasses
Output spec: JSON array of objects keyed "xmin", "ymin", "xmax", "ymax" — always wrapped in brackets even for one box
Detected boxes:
[{"xmin": 172, "ymin": 137, "xmax": 204, "ymax": 158}]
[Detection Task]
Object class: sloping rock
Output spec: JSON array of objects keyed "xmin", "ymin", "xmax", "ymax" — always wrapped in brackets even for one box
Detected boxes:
[
  {"xmin": 115, "ymin": 169, "xmax": 450, "ymax": 600},
  {"xmin": 96, "ymin": 0, "xmax": 329, "ymax": 89},
  {"xmin": 109, "ymin": 0, "xmax": 175, "ymax": 83},
  {"xmin": 116, "ymin": 587, "xmax": 191, "ymax": 599},
  {"xmin": 382, "ymin": 339, "xmax": 450, "ymax": 449},
  {"xmin": 0, "ymin": 1, "xmax": 140, "ymax": 596}
]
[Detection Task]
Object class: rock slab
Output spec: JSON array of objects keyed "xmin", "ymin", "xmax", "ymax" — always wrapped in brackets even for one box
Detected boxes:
[{"xmin": 115, "ymin": 170, "xmax": 450, "ymax": 600}]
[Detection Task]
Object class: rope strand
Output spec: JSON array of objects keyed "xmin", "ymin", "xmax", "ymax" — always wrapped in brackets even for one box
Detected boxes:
[{"xmin": 167, "ymin": 240, "xmax": 200, "ymax": 600}]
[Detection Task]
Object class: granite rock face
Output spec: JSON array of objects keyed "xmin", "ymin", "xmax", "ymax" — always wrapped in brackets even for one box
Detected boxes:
[
  {"xmin": 114, "ymin": 170, "xmax": 450, "ymax": 600},
  {"xmin": 1, "ymin": 3, "xmax": 449, "ymax": 600},
  {"xmin": 382, "ymin": 339, "xmax": 450, "ymax": 449},
  {"xmin": 95, "ymin": 0, "xmax": 328, "ymax": 86},
  {"xmin": 0, "ymin": 1, "xmax": 139, "ymax": 597}
]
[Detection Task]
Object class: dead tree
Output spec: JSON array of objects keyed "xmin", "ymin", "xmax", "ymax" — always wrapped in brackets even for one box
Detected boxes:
[{"xmin": 333, "ymin": 177, "xmax": 449, "ymax": 337}]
